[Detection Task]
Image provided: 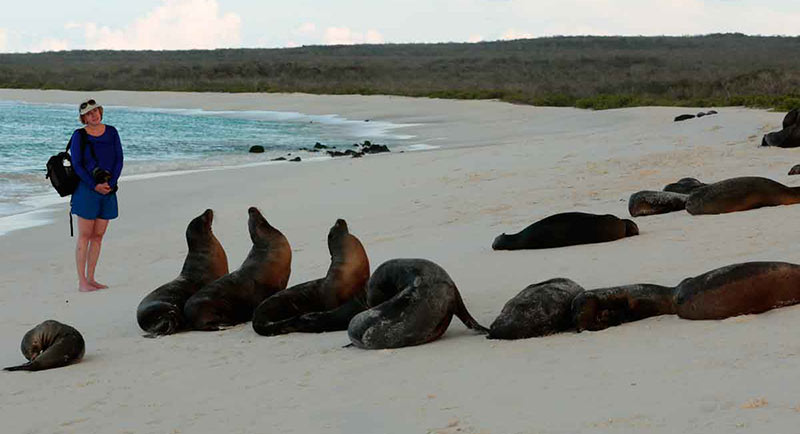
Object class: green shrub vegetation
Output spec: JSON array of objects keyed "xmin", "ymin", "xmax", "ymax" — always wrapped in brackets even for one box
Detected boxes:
[{"xmin": 1, "ymin": 34, "xmax": 799, "ymax": 110}]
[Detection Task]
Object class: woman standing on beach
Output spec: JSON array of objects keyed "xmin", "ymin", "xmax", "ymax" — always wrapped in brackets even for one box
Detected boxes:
[{"xmin": 70, "ymin": 99, "xmax": 123, "ymax": 292}]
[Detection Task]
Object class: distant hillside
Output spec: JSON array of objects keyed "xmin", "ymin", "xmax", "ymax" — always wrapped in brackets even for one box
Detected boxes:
[{"xmin": 1, "ymin": 34, "xmax": 799, "ymax": 109}]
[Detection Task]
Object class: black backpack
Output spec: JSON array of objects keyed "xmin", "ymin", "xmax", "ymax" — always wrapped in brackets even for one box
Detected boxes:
[{"xmin": 45, "ymin": 129, "xmax": 96, "ymax": 197}]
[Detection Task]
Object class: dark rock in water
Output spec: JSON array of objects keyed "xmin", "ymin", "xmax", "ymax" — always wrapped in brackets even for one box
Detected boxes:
[
  {"xmin": 789, "ymin": 164, "xmax": 800, "ymax": 175},
  {"xmin": 327, "ymin": 150, "xmax": 347, "ymax": 157},
  {"xmin": 363, "ymin": 140, "xmax": 372, "ymax": 146},
  {"xmin": 271, "ymin": 157, "xmax": 287, "ymax": 161},
  {"xmin": 351, "ymin": 153, "xmax": 363, "ymax": 158},
  {"xmin": 674, "ymin": 114, "xmax": 695, "ymax": 122},
  {"xmin": 663, "ymin": 177, "xmax": 707, "ymax": 194},
  {"xmin": 488, "ymin": 278, "xmax": 585, "ymax": 340},
  {"xmin": 696, "ymin": 112, "xmax": 706, "ymax": 118},
  {"xmin": 314, "ymin": 142, "xmax": 328, "ymax": 149},
  {"xmin": 290, "ymin": 157, "xmax": 301, "ymax": 162},
  {"xmin": 362, "ymin": 143, "xmax": 390, "ymax": 154},
  {"xmin": 761, "ymin": 109, "xmax": 800, "ymax": 148},
  {"xmin": 249, "ymin": 145, "xmax": 265, "ymax": 153},
  {"xmin": 628, "ymin": 190, "xmax": 688, "ymax": 217}
]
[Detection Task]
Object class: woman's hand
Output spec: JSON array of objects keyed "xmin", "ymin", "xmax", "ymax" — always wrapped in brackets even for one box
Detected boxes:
[{"xmin": 95, "ymin": 183, "xmax": 113, "ymax": 195}]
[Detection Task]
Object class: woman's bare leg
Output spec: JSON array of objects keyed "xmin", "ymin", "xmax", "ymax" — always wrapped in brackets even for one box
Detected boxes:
[
  {"xmin": 87, "ymin": 218, "xmax": 109, "ymax": 289},
  {"xmin": 76, "ymin": 217, "xmax": 96, "ymax": 292}
]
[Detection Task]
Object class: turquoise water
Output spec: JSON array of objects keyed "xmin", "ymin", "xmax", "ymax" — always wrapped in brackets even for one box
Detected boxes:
[{"xmin": 0, "ymin": 101, "xmax": 412, "ymax": 219}]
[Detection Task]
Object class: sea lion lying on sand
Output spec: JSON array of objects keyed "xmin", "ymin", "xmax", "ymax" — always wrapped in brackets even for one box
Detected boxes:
[
  {"xmin": 628, "ymin": 190, "xmax": 688, "ymax": 217},
  {"xmin": 4, "ymin": 320, "xmax": 85, "ymax": 372},
  {"xmin": 762, "ymin": 109, "xmax": 800, "ymax": 148},
  {"xmin": 348, "ymin": 258, "xmax": 488, "ymax": 349},
  {"xmin": 685, "ymin": 176, "xmax": 800, "ymax": 215},
  {"xmin": 492, "ymin": 212, "xmax": 638, "ymax": 250}
]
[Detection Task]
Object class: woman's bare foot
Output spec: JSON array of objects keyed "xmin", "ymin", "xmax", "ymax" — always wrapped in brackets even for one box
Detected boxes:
[
  {"xmin": 79, "ymin": 282, "xmax": 101, "ymax": 292},
  {"xmin": 88, "ymin": 280, "xmax": 109, "ymax": 289}
]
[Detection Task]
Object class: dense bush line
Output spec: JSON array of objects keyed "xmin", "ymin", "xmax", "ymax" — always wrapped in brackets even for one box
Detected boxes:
[{"xmin": 1, "ymin": 34, "xmax": 799, "ymax": 110}]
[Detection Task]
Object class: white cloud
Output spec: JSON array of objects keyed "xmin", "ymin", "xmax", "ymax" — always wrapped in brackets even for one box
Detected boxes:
[
  {"xmin": 0, "ymin": 28, "xmax": 6, "ymax": 51},
  {"xmin": 71, "ymin": 0, "xmax": 241, "ymax": 50},
  {"xmin": 323, "ymin": 27, "xmax": 384, "ymax": 45},
  {"xmin": 500, "ymin": 29, "xmax": 534, "ymax": 40},
  {"xmin": 295, "ymin": 22, "xmax": 316, "ymax": 35},
  {"xmin": 468, "ymin": 34, "xmax": 484, "ymax": 43},
  {"xmin": 31, "ymin": 38, "xmax": 69, "ymax": 52}
]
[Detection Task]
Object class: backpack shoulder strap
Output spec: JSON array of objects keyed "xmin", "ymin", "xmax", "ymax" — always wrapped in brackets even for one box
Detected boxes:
[{"xmin": 76, "ymin": 128, "xmax": 99, "ymax": 162}]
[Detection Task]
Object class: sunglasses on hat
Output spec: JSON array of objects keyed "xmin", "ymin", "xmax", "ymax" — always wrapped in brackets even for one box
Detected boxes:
[{"xmin": 80, "ymin": 99, "xmax": 96, "ymax": 110}]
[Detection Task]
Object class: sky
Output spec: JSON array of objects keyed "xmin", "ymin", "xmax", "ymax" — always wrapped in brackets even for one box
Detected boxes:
[{"xmin": 0, "ymin": 0, "xmax": 799, "ymax": 53}]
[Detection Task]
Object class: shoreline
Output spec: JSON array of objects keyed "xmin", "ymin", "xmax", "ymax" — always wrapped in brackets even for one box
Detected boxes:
[{"xmin": 2, "ymin": 89, "xmax": 798, "ymax": 433}]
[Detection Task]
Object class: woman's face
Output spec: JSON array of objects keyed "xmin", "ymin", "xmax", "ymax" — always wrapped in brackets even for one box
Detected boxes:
[{"xmin": 84, "ymin": 107, "xmax": 102, "ymax": 126}]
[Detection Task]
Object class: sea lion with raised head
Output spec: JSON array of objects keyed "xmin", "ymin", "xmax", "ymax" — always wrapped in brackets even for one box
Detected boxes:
[
  {"xmin": 4, "ymin": 320, "xmax": 85, "ymax": 372},
  {"xmin": 628, "ymin": 190, "xmax": 688, "ymax": 217},
  {"xmin": 347, "ymin": 258, "xmax": 488, "ymax": 349},
  {"xmin": 685, "ymin": 176, "xmax": 800, "ymax": 215},
  {"xmin": 252, "ymin": 218, "xmax": 370, "ymax": 336},
  {"xmin": 663, "ymin": 177, "xmax": 707, "ymax": 195},
  {"xmin": 572, "ymin": 284, "xmax": 676, "ymax": 332},
  {"xmin": 136, "ymin": 209, "xmax": 228, "ymax": 336},
  {"xmin": 762, "ymin": 109, "xmax": 800, "ymax": 148},
  {"xmin": 492, "ymin": 212, "xmax": 638, "ymax": 250},
  {"xmin": 675, "ymin": 261, "xmax": 800, "ymax": 320},
  {"xmin": 487, "ymin": 278, "xmax": 584, "ymax": 340},
  {"xmin": 184, "ymin": 207, "xmax": 291, "ymax": 330}
]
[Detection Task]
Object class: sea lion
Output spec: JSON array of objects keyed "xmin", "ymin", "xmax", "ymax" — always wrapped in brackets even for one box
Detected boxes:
[
  {"xmin": 789, "ymin": 164, "xmax": 800, "ymax": 176},
  {"xmin": 492, "ymin": 212, "xmax": 638, "ymax": 250},
  {"xmin": 685, "ymin": 176, "xmax": 800, "ymax": 215},
  {"xmin": 4, "ymin": 320, "xmax": 85, "ymax": 372},
  {"xmin": 675, "ymin": 261, "xmax": 800, "ymax": 320},
  {"xmin": 136, "ymin": 209, "xmax": 228, "ymax": 336},
  {"xmin": 628, "ymin": 190, "xmax": 688, "ymax": 217},
  {"xmin": 184, "ymin": 207, "xmax": 291, "ymax": 330},
  {"xmin": 674, "ymin": 114, "xmax": 695, "ymax": 122},
  {"xmin": 761, "ymin": 109, "xmax": 800, "ymax": 148},
  {"xmin": 252, "ymin": 218, "xmax": 370, "ymax": 336},
  {"xmin": 487, "ymin": 278, "xmax": 584, "ymax": 340},
  {"xmin": 347, "ymin": 258, "xmax": 488, "ymax": 349},
  {"xmin": 663, "ymin": 177, "xmax": 706, "ymax": 194},
  {"xmin": 572, "ymin": 284, "xmax": 676, "ymax": 332}
]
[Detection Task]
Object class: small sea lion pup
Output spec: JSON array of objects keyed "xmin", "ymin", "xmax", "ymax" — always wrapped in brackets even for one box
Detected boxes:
[
  {"xmin": 572, "ymin": 284, "xmax": 676, "ymax": 332},
  {"xmin": 4, "ymin": 320, "xmax": 85, "ymax": 372},
  {"xmin": 628, "ymin": 190, "xmax": 688, "ymax": 217},
  {"xmin": 663, "ymin": 177, "xmax": 707, "ymax": 195},
  {"xmin": 347, "ymin": 258, "xmax": 488, "ymax": 349},
  {"xmin": 137, "ymin": 209, "xmax": 229, "ymax": 336},
  {"xmin": 675, "ymin": 261, "xmax": 800, "ymax": 320},
  {"xmin": 184, "ymin": 207, "xmax": 291, "ymax": 330},
  {"xmin": 492, "ymin": 212, "xmax": 638, "ymax": 250},
  {"xmin": 488, "ymin": 278, "xmax": 584, "ymax": 340},
  {"xmin": 761, "ymin": 109, "xmax": 800, "ymax": 148},
  {"xmin": 252, "ymin": 218, "xmax": 370, "ymax": 336},
  {"xmin": 685, "ymin": 176, "xmax": 800, "ymax": 215}
]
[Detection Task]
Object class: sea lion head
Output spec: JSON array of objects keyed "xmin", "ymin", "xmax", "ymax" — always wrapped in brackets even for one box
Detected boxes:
[
  {"xmin": 248, "ymin": 207, "xmax": 278, "ymax": 247},
  {"xmin": 491, "ymin": 233, "xmax": 509, "ymax": 250},
  {"xmin": 623, "ymin": 220, "xmax": 639, "ymax": 236},
  {"xmin": 186, "ymin": 209, "xmax": 214, "ymax": 246},
  {"xmin": 20, "ymin": 323, "xmax": 49, "ymax": 361},
  {"xmin": 327, "ymin": 218, "xmax": 350, "ymax": 251}
]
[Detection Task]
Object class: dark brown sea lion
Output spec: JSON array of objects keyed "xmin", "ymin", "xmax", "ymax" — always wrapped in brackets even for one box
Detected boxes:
[
  {"xmin": 572, "ymin": 284, "xmax": 676, "ymax": 332},
  {"xmin": 761, "ymin": 109, "xmax": 800, "ymax": 148},
  {"xmin": 685, "ymin": 176, "xmax": 800, "ymax": 215},
  {"xmin": 675, "ymin": 262, "xmax": 800, "ymax": 320},
  {"xmin": 628, "ymin": 190, "xmax": 688, "ymax": 217},
  {"xmin": 674, "ymin": 114, "xmax": 695, "ymax": 122},
  {"xmin": 4, "ymin": 320, "xmax": 85, "ymax": 372},
  {"xmin": 136, "ymin": 209, "xmax": 228, "ymax": 336},
  {"xmin": 252, "ymin": 218, "xmax": 370, "ymax": 336},
  {"xmin": 663, "ymin": 177, "xmax": 707, "ymax": 194},
  {"xmin": 492, "ymin": 212, "xmax": 638, "ymax": 250},
  {"xmin": 184, "ymin": 207, "xmax": 291, "ymax": 330},
  {"xmin": 347, "ymin": 258, "xmax": 488, "ymax": 349},
  {"xmin": 487, "ymin": 278, "xmax": 584, "ymax": 340}
]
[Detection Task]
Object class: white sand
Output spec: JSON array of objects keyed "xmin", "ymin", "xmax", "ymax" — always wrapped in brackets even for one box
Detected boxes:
[{"xmin": 1, "ymin": 89, "xmax": 798, "ymax": 434}]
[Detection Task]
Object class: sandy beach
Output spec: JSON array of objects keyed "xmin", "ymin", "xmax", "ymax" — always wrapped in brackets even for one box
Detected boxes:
[{"xmin": 1, "ymin": 89, "xmax": 799, "ymax": 433}]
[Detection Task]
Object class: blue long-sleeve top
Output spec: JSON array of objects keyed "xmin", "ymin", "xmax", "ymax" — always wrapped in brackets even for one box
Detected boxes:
[{"xmin": 70, "ymin": 125, "xmax": 124, "ymax": 189}]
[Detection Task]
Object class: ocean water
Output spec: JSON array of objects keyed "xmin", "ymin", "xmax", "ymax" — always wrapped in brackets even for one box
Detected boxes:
[{"xmin": 0, "ymin": 100, "xmax": 423, "ymax": 226}]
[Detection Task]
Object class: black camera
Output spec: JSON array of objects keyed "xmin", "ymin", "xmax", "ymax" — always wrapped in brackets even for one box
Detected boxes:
[{"xmin": 92, "ymin": 167, "xmax": 112, "ymax": 184}]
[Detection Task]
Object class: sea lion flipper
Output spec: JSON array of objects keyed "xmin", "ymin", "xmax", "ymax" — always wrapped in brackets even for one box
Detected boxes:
[
  {"xmin": 452, "ymin": 289, "xmax": 489, "ymax": 333},
  {"xmin": 253, "ymin": 294, "xmax": 368, "ymax": 336},
  {"xmin": 3, "ymin": 362, "xmax": 34, "ymax": 371}
]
